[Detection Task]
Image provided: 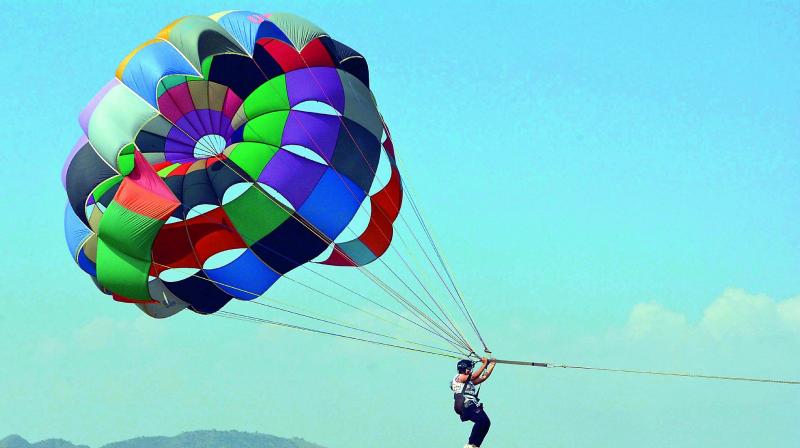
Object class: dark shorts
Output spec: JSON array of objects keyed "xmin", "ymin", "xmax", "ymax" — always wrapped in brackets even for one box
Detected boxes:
[
  {"xmin": 461, "ymin": 403, "xmax": 491, "ymax": 446},
  {"xmin": 460, "ymin": 402, "xmax": 481, "ymax": 422}
]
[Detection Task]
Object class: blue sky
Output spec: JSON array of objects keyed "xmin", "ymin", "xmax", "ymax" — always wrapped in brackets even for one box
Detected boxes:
[{"xmin": 1, "ymin": 1, "xmax": 798, "ymax": 447}]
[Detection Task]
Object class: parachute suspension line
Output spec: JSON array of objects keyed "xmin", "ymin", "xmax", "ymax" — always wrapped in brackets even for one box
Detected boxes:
[
  {"xmin": 371, "ymin": 256, "xmax": 476, "ymax": 352},
  {"xmin": 277, "ymin": 274, "xmax": 396, "ymax": 327},
  {"xmin": 235, "ymin": 55, "xmax": 473, "ymax": 350},
  {"xmin": 393, "ymin": 196, "xmax": 483, "ymax": 352},
  {"xmin": 157, "ymin": 203, "xmax": 471, "ymax": 357},
  {"xmin": 155, "ymin": 165, "xmax": 459, "ymax": 351},
  {"xmin": 216, "ymin": 310, "xmax": 462, "ymax": 359},
  {"xmin": 128, "ymin": 42, "xmax": 474, "ymax": 355},
  {"xmin": 250, "ymin": 301, "xmax": 466, "ymax": 356},
  {"xmin": 161, "ymin": 55, "xmax": 473, "ymax": 355},
  {"xmin": 491, "ymin": 359, "xmax": 800, "ymax": 385},
  {"xmin": 153, "ymin": 151, "xmax": 467, "ymax": 354},
  {"xmin": 149, "ymin": 260, "xmax": 466, "ymax": 357},
  {"xmin": 289, "ymin": 262, "xmax": 469, "ymax": 353},
  {"xmin": 402, "ymin": 184, "xmax": 489, "ymax": 352},
  {"xmin": 355, "ymin": 257, "xmax": 472, "ymax": 353},
  {"xmin": 214, "ymin": 310, "xmax": 461, "ymax": 359},
  {"xmin": 256, "ymin": 295, "xmax": 372, "ymax": 328},
  {"xmin": 365, "ymin": 128, "xmax": 485, "ymax": 349},
  {"xmin": 267, "ymin": 109, "xmax": 475, "ymax": 354},
  {"xmin": 252, "ymin": 298, "xmax": 399, "ymax": 342},
  {"xmin": 147, "ymin": 96, "xmax": 471, "ymax": 354},
  {"xmin": 140, "ymin": 104, "xmax": 444, "ymax": 342},
  {"xmin": 290, "ymin": 57, "xmax": 476, "ymax": 352},
  {"xmin": 298, "ymin": 263, "xmax": 457, "ymax": 337},
  {"xmin": 169, "ymin": 153, "xmax": 410, "ymax": 340},
  {"xmin": 250, "ymin": 295, "xmax": 451, "ymax": 353},
  {"xmin": 193, "ymin": 116, "xmax": 473, "ymax": 355},
  {"xmin": 185, "ymin": 148, "xmax": 472, "ymax": 355},
  {"xmin": 381, "ymin": 234, "xmax": 475, "ymax": 349},
  {"xmin": 328, "ymin": 83, "xmax": 485, "ymax": 351},
  {"xmin": 296, "ymin": 60, "xmax": 480, "ymax": 352},
  {"xmin": 238, "ymin": 239, "xmax": 471, "ymax": 350},
  {"xmin": 184, "ymin": 111, "xmax": 465, "ymax": 349},
  {"xmin": 126, "ymin": 67, "xmax": 471, "ymax": 350},
  {"xmin": 379, "ymin": 132, "xmax": 487, "ymax": 351},
  {"xmin": 338, "ymin": 73, "xmax": 474, "ymax": 314},
  {"xmin": 329, "ymin": 74, "xmax": 471, "ymax": 321}
]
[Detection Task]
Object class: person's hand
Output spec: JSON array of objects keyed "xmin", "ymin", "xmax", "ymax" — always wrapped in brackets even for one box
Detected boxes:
[{"xmin": 481, "ymin": 357, "xmax": 488, "ymax": 364}]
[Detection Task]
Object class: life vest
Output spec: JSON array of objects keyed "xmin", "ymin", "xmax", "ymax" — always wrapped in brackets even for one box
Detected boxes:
[{"xmin": 452, "ymin": 374, "xmax": 479, "ymax": 415}]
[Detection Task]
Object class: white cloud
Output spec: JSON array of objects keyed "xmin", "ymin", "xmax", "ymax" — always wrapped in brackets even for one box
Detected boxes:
[
  {"xmin": 624, "ymin": 288, "xmax": 800, "ymax": 342},
  {"xmin": 700, "ymin": 288, "xmax": 783, "ymax": 339},
  {"xmin": 776, "ymin": 296, "xmax": 800, "ymax": 328},
  {"xmin": 626, "ymin": 301, "xmax": 688, "ymax": 338},
  {"xmin": 547, "ymin": 288, "xmax": 800, "ymax": 384}
]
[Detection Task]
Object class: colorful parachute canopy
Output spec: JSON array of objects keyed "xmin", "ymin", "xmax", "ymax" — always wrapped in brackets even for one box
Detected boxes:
[{"xmin": 62, "ymin": 11, "xmax": 402, "ymax": 318}]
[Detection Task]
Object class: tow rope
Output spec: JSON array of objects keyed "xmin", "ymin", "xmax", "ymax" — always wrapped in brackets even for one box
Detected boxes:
[{"xmin": 491, "ymin": 358, "xmax": 800, "ymax": 385}]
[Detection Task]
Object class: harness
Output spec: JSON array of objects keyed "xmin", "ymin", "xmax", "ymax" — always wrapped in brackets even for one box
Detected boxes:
[{"xmin": 452, "ymin": 374, "xmax": 481, "ymax": 417}]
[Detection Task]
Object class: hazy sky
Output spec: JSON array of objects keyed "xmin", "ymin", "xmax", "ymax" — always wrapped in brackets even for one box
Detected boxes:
[{"xmin": 1, "ymin": 1, "xmax": 798, "ymax": 447}]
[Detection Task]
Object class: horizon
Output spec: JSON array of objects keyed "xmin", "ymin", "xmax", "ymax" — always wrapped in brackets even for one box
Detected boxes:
[
  {"xmin": 1, "ymin": 429, "xmax": 322, "ymax": 447},
  {"xmin": 1, "ymin": 2, "xmax": 798, "ymax": 447}
]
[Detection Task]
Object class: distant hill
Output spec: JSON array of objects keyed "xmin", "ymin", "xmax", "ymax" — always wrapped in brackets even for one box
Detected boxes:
[
  {"xmin": 0, "ymin": 435, "xmax": 89, "ymax": 448},
  {"xmin": 1, "ymin": 431, "xmax": 326, "ymax": 448}
]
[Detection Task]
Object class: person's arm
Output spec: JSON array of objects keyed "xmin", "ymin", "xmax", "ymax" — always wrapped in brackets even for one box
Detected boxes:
[
  {"xmin": 470, "ymin": 358, "xmax": 489, "ymax": 381},
  {"xmin": 472, "ymin": 360, "xmax": 496, "ymax": 385}
]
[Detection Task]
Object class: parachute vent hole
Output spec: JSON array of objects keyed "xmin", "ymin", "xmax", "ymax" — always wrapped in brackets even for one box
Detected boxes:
[{"xmin": 193, "ymin": 134, "xmax": 227, "ymax": 159}]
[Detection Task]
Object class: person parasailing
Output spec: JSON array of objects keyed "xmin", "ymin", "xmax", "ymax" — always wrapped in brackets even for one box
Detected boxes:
[{"xmin": 452, "ymin": 357, "xmax": 496, "ymax": 448}]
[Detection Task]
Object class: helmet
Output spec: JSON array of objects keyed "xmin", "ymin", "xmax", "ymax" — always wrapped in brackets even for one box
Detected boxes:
[{"xmin": 457, "ymin": 359, "xmax": 475, "ymax": 373}]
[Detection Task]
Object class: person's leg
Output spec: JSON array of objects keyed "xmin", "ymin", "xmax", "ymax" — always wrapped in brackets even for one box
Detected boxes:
[
  {"xmin": 468, "ymin": 408, "xmax": 491, "ymax": 446},
  {"xmin": 462, "ymin": 406, "xmax": 480, "ymax": 446}
]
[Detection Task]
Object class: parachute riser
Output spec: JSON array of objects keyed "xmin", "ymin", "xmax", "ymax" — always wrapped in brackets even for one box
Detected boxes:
[{"xmin": 493, "ymin": 358, "xmax": 551, "ymax": 368}]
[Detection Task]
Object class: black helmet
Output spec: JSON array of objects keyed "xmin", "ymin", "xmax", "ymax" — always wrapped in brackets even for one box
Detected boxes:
[{"xmin": 457, "ymin": 359, "xmax": 475, "ymax": 373}]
